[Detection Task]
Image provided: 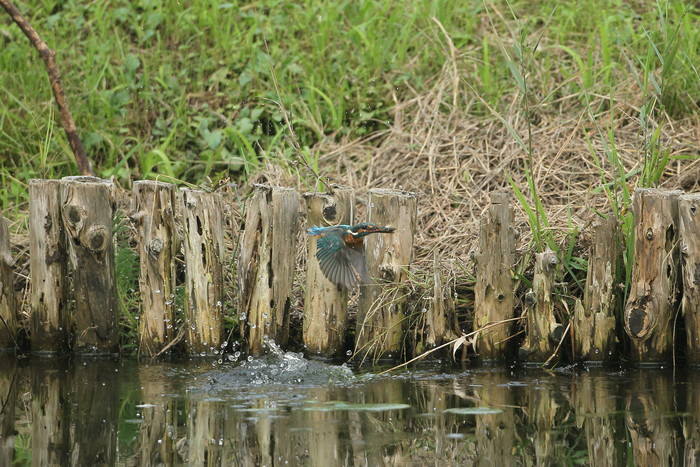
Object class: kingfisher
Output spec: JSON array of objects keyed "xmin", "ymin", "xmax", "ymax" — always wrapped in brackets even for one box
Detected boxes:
[{"xmin": 307, "ymin": 223, "xmax": 396, "ymax": 290}]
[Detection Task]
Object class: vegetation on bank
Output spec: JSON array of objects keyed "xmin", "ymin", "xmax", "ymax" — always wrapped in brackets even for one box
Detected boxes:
[
  {"xmin": 1, "ymin": 1, "xmax": 699, "ymax": 357},
  {"xmin": 1, "ymin": 1, "xmax": 698, "ymax": 203}
]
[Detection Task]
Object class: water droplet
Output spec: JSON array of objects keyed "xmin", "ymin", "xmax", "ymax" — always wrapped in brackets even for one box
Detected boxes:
[{"xmin": 346, "ymin": 350, "xmax": 353, "ymax": 356}]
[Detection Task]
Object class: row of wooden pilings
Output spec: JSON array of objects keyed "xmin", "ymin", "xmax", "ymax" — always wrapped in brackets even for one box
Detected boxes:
[
  {"xmin": 0, "ymin": 177, "xmax": 418, "ymax": 359},
  {"xmin": 476, "ymin": 189, "xmax": 700, "ymax": 365},
  {"xmin": 1, "ymin": 179, "xmax": 699, "ymax": 365}
]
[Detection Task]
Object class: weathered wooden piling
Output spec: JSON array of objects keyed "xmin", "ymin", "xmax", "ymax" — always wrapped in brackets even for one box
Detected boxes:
[
  {"xmin": 29, "ymin": 179, "xmax": 69, "ymax": 353},
  {"xmin": 303, "ymin": 185, "xmax": 354, "ymax": 356},
  {"xmin": 473, "ymin": 193, "xmax": 515, "ymax": 360},
  {"xmin": 573, "ymin": 215, "xmax": 621, "ymax": 361},
  {"xmin": 624, "ymin": 188, "xmax": 682, "ymax": 363},
  {"xmin": 181, "ymin": 189, "xmax": 225, "ymax": 356},
  {"xmin": 679, "ymin": 194, "xmax": 700, "ymax": 365},
  {"xmin": 356, "ymin": 188, "xmax": 417, "ymax": 361},
  {"xmin": 414, "ymin": 250, "xmax": 457, "ymax": 355},
  {"xmin": 133, "ymin": 181, "xmax": 180, "ymax": 357},
  {"xmin": 520, "ymin": 248, "xmax": 563, "ymax": 363},
  {"xmin": 238, "ymin": 185, "xmax": 299, "ymax": 355},
  {"xmin": 60, "ymin": 176, "xmax": 118, "ymax": 354},
  {"xmin": 0, "ymin": 216, "xmax": 16, "ymax": 349}
]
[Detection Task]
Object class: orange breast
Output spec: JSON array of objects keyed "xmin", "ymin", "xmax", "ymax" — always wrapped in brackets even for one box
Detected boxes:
[{"xmin": 344, "ymin": 235, "xmax": 364, "ymax": 249}]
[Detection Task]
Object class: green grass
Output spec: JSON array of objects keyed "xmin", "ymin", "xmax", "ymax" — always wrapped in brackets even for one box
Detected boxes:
[{"xmin": 1, "ymin": 0, "xmax": 697, "ymax": 208}]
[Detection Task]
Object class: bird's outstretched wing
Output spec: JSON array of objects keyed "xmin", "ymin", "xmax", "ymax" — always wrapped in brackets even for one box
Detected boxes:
[{"xmin": 315, "ymin": 234, "xmax": 367, "ymax": 290}]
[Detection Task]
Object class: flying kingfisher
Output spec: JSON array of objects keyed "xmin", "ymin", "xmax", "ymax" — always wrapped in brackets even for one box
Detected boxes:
[{"xmin": 307, "ymin": 223, "xmax": 396, "ymax": 290}]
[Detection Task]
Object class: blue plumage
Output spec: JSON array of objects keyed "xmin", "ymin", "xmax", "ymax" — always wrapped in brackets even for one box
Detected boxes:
[{"xmin": 306, "ymin": 223, "xmax": 395, "ymax": 290}]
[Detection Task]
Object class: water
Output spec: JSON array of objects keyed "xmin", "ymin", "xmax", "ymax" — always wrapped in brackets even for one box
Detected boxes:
[{"xmin": 0, "ymin": 350, "xmax": 697, "ymax": 466}]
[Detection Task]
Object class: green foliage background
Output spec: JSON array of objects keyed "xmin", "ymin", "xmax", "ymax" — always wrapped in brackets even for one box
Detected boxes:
[{"xmin": 1, "ymin": 0, "xmax": 698, "ymax": 213}]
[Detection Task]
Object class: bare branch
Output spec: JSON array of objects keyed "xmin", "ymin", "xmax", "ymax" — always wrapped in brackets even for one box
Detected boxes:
[{"xmin": 0, "ymin": 0, "xmax": 94, "ymax": 176}]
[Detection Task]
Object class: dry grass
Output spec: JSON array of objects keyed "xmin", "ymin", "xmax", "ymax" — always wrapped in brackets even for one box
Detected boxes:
[{"xmin": 306, "ymin": 62, "xmax": 700, "ymax": 277}]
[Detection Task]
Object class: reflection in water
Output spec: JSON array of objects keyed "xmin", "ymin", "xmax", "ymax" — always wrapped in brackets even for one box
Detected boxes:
[{"xmin": 0, "ymin": 351, "xmax": 697, "ymax": 466}]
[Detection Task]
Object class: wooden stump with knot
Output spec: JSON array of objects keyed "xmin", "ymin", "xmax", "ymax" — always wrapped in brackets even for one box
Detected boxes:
[
  {"xmin": 60, "ymin": 176, "xmax": 118, "ymax": 354},
  {"xmin": 303, "ymin": 185, "xmax": 354, "ymax": 357},
  {"xmin": 573, "ymin": 215, "xmax": 621, "ymax": 362},
  {"xmin": 624, "ymin": 189, "xmax": 682, "ymax": 363},
  {"xmin": 473, "ymin": 193, "xmax": 515, "ymax": 361},
  {"xmin": 133, "ymin": 181, "xmax": 180, "ymax": 357},
  {"xmin": 520, "ymin": 248, "xmax": 563, "ymax": 363}
]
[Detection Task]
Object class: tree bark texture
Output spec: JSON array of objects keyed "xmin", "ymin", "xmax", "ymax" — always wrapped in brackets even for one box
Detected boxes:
[
  {"xmin": 0, "ymin": 216, "xmax": 16, "ymax": 349},
  {"xmin": 574, "ymin": 215, "xmax": 621, "ymax": 361},
  {"xmin": 238, "ymin": 185, "xmax": 299, "ymax": 355},
  {"xmin": 679, "ymin": 194, "xmax": 700, "ymax": 365},
  {"xmin": 624, "ymin": 189, "xmax": 682, "ymax": 363},
  {"xmin": 474, "ymin": 193, "xmax": 515, "ymax": 360},
  {"xmin": 181, "ymin": 189, "xmax": 225, "ymax": 356},
  {"xmin": 133, "ymin": 181, "xmax": 180, "ymax": 357},
  {"xmin": 303, "ymin": 185, "xmax": 354, "ymax": 356},
  {"xmin": 60, "ymin": 176, "xmax": 118, "ymax": 354},
  {"xmin": 356, "ymin": 189, "xmax": 417, "ymax": 361},
  {"xmin": 520, "ymin": 248, "xmax": 562, "ymax": 363},
  {"xmin": 29, "ymin": 179, "xmax": 69, "ymax": 353}
]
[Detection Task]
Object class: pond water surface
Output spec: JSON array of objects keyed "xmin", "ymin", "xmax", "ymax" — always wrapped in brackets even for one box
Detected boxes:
[{"xmin": 0, "ymin": 348, "xmax": 697, "ymax": 466}]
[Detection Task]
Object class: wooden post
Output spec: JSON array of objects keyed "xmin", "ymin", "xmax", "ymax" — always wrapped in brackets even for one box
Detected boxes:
[
  {"xmin": 181, "ymin": 189, "xmax": 225, "ymax": 356},
  {"xmin": 356, "ymin": 188, "xmax": 417, "ymax": 361},
  {"xmin": 679, "ymin": 194, "xmax": 700, "ymax": 365},
  {"xmin": 238, "ymin": 185, "xmax": 299, "ymax": 355},
  {"xmin": 624, "ymin": 188, "xmax": 682, "ymax": 363},
  {"xmin": 0, "ymin": 216, "xmax": 16, "ymax": 349},
  {"xmin": 133, "ymin": 181, "xmax": 179, "ymax": 357},
  {"xmin": 573, "ymin": 215, "xmax": 621, "ymax": 361},
  {"xmin": 303, "ymin": 185, "xmax": 354, "ymax": 356},
  {"xmin": 60, "ymin": 176, "xmax": 118, "ymax": 354},
  {"xmin": 520, "ymin": 248, "xmax": 563, "ymax": 362},
  {"xmin": 414, "ymin": 250, "xmax": 458, "ymax": 356},
  {"xmin": 473, "ymin": 193, "xmax": 515, "ymax": 360},
  {"xmin": 29, "ymin": 179, "xmax": 69, "ymax": 353}
]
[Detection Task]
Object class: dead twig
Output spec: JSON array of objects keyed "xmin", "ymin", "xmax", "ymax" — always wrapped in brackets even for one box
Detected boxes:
[{"xmin": 0, "ymin": 0, "xmax": 94, "ymax": 176}]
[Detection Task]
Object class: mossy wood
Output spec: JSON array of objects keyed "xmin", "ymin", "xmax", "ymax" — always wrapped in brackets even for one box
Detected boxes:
[
  {"xmin": 239, "ymin": 185, "xmax": 299, "ymax": 355},
  {"xmin": 133, "ymin": 181, "xmax": 180, "ymax": 357},
  {"xmin": 356, "ymin": 189, "xmax": 417, "ymax": 361},
  {"xmin": 303, "ymin": 186, "xmax": 354, "ymax": 356},
  {"xmin": 60, "ymin": 176, "xmax": 118, "ymax": 354},
  {"xmin": 520, "ymin": 248, "xmax": 562, "ymax": 363},
  {"xmin": 182, "ymin": 189, "xmax": 225, "ymax": 356},
  {"xmin": 679, "ymin": 194, "xmax": 700, "ymax": 365},
  {"xmin": 474, "ymin": 193, "xmax": 515, "ymax": 360},
  {"xmin": 624, "ymin": 189, "xmax": 682, "ymax": 363},
  {"xmin": 0, "ymin": 216, "xmax": 16, "ymax": 349},
  {"xmin": 29, "ymin": 179, "xmax": 69, "ymax": 353},
  {"xmin": 573, "ymin": 215, "xmax": 621, "ymax": 361}
]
